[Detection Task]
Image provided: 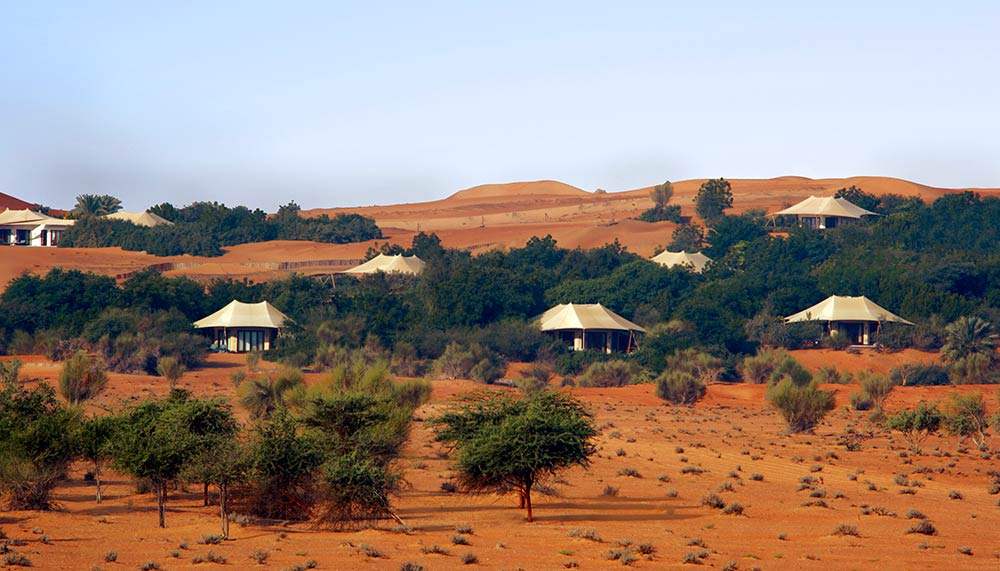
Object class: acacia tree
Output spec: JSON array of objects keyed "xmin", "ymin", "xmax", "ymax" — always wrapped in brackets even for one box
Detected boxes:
[
  {"xmin": 435, "ymin": 390, "xmax": 597, "ymax": 522},
  {"xmin": 77, "ymin": 415, "xmax": 114, "ymax": 503},
  {"xmin": 693, "ymin": 178, "xmax": 733, "ymax": 222},
  {"xmin": 942, "ymin": 392, "xmax": 995, "ymax": 450},
  {"xmin": 184, "ymin": 439, "xmax": 250, "ymax": 538},
  {"xmin": 110, "ymin": 390, "xmax": 236, "ymax": 528},
  {"xmin": 885, "ymin": 402, "xmax": 942, "ymax": 454}
]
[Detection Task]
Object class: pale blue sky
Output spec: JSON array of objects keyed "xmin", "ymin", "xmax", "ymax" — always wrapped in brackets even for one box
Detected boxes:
[{"xmin": 2, "ymin": 1, "xmax": 998, "ymax": 211}]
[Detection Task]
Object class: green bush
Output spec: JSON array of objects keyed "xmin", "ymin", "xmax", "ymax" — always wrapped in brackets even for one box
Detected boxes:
[
  {"xmin": 58, "ymin": 351, "xmax": 109, "ymax": 405},
  {"xmin": 739, "ymin": 348, "xmax": 788, "ymax": 384},
  {"xmin": 577, "ymin": 360, "xmax": 634, "ymax": 387},
  {"xmin": 655, "ymin": 371, "xmax": 706, "ymax": 405},
  {"xmin": 890, "ymin": 363, "xmax": 950, "ymax": 386},
  {"xmin": 858, "ymin": 371, "xmax": 895, "ymax": 412},
  {"xmin": 767, "ymin": 379, "xmax": 836, "ymax": 433},
  {"xmin": 885, "ymin": 402, "xmax": 942, "ymax": 453}
]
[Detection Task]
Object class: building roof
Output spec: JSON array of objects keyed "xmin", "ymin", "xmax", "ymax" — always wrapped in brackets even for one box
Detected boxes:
[
  {"xmin": 0, "ymin": 192, "xmax": 39, "ymax": 211},
  {"xmin": 771, "ymin": 196, "xmax": 878, "ymax": 219},
  {"xmin": 538, "ymin": 303, "xmax": 646, "ymax": 333},
  {"xmin": 785, "ymin": 295, "xmax": 913, "ymax": 325},
  {"xmin": 342, "ymin": 253, "xmax": 426, "ymax": 275},
  {"xmin": 193, "ymin": 300, "xmax": 289, "ymax": 329},
  {"xmin": 104, "ymin": 211, "xmax": 174, "ymax": 227},
  {"xmin": 0, "ymin": 209, "xmax": 75, "ymax": 226},
  {"xmin": 650, "ymin": 250, "xmax": 712, "ymax": 273}
]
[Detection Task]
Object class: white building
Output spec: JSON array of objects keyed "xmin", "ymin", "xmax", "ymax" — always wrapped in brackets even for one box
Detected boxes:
[{"xmin": 0, "ymin": 209, "xmax": 75, "ymax": 247}]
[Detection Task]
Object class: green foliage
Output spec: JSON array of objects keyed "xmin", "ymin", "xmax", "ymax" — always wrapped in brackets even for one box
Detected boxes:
[
  {"xmin": 739, "ymin": 348, "xmax": 789, "ymax": 384},
  {"xmin": 0, "ymin": 381, "xmax": 79, "ymax": 509},
  {"xmin": 577, "ymin": 360, "xmax": 634, "ymax": 387},
  {"xmin": 704, "ymin": 211, "xmax": 768, "ymax": 259},
  {"xmin": 77, "ymin": 415, "xmax": 115, "ymax": 503},
  {"xmin": 238, "ymin": 369, "xmax": 304, "ymax": 419},
  {"xmin": 0, "ymin": 358, "xmax": 21, "ymax": 384},
  {"xmin": 885, "ymin": 402, "xmax": 942, "ymax": 453},
  {"xmin": 315, "ymin": 449, "xmax": 402, "ymax": 529},
  {"xmin": 942, "ymin": 316, "xmax": 996, "ymax": 363},
  {"xmin": 770, "ymin": 353, "xmax": 812, "ymax": 386},
  {"xmin": 767, "ymin": 379, "xmax": 835, "ymax": 433},
  {"xmin": 637, "ymin": 182, "xmax": 682, "ymax": 223},
  {"xmin": 693, "ymin": 178, "xmax": 733, "ymax": 222},
  {"xmin": 655, "ymin": 370, "xmax": 706, "ymax": 405},
  {"xmin": 431, "ymin": 342, "xmax": 476, "ymax": 380},
  {"xmin": 58, "ymin": 351, "xmax": 109, "ymax": 405},
  {"xmin": 889, "ymin": 363, "xmax": 950, "ymax": 386},
  {"xmin": 246, "ymin": 410, "xmax": 322, "ymax": 520},
  {"xmin": 669, "ymin": 224, "xmax": 705, "ymax": 252},
  {"xmin": 72, "ymin": 194, "xmax": 122, "ymax": 217},
  {"xmin": 665, "ymin": 349, "xmax": 722, "ymax": 385},
  {"xmin": 435, "ymin": 390, "xmax": 597, "ymax": 522}
]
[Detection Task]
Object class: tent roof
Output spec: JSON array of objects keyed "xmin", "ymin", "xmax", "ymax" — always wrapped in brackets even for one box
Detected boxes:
[
  {"xmin": 104, "ymin": 211, "xmax": 174, "ymax": 227},
  {"xmin": 0, "ymin": 208, "xmax": 75, "ymax": 226},
  {"xmin": 771, "ymin": 196, "xmax": 878, "ymax": 219},
  {"xmin": 342, "ymin": 253, "xmax": 426, "ymax": 275},
  {"xmin": 650, "ymin": 250, "xmax": 712, "ymax": 273},
  {"xmin": 538, "ymin": 303, "xmax": 646, "ymax": 333},
  {"xmin": 193, "ymin": 300, "xmax": 289, "ymax": 329},
  {"xmin": 785, "ymin": 295, "xmax": 913, "ymax": 325}
]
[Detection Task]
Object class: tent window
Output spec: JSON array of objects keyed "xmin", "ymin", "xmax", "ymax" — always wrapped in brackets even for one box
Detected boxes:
[
  {"xmin": 0, "ymin": 229, "xmax": 10, "ymax": 244},
  {"xmin": 237, "ymin": 330, "xmax": 265, "ymax": 352},
  {"xmin": 15, "ymin": 229, "xmax": 29, "ymax": 245}
]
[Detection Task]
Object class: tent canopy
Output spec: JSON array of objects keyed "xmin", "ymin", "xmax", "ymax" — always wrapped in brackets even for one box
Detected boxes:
[
  {"xmin": 0, "ymin": 209, "xmax": 74, "ymax": 226},
  {"xmin": 785, "ymin": 295, "xmax": 913, "ymax": 325},
  {"xmin": 538, "ymin": 303, "xmax": 646, "ymax": 333},
  {"xmin": 342, "ymin": 254, "xmax": 426, "ymax": 275},
  {"xmin": 194, "ymin": 300, "xmax": 289, "ymax": 329},
  {"xmin": 650, "ymin": 250, "xmax": 711, "ymax": 273},
  {"xmin": 104, "ymin": 211, "xmax": 174, "ymax": 227},
  {"xmin": 771, "ymin": 196, "xmax": 878, "ymax": 219}
]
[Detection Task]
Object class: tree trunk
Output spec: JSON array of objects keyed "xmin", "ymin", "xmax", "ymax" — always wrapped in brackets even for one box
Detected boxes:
[
  {"xmin": 204, "ymin": 482, "xmax": 210, "ymax": 506},
  {"xmin": 156, "ymin": 479, "xmax": 166, "ymax": 528},
  {"xmin": 220, "ymin": 483, "xmax": 229, "ymax": 539},
  {"xmin": 524, "ymin": 483, "xmax": 533, "ymax": 523},
  {"xmin": 94, "ymin": 460, "xmax": 103, "ymax": 504}
]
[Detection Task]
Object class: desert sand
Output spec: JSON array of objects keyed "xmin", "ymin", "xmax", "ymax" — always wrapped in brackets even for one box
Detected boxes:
[
  {"xmin": 4, "ymin": 176, "xmax": 999, "ymax": 292},
  {"xmin": 4, "ymin": 349, "xmax": 1000, "ymax": 570}
]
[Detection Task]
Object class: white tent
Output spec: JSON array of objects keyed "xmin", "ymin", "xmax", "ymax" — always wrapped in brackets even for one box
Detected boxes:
[
  {"xmin": 0, "ymin": 208, "xmax": 75, "ymax": 246},
  {"xmin": 342, "ymin": 254, "xmax": 426, "ymax": 276},
  {"xmin": 104, "ymin": 211, "xmax": 174, "ymax": 227},
  {"xmin": 650, "ymin": 250, "xmax": 712, "ymax": 273},
  {"xmin": 785, "ymin": 295, "xmax": 913, "ymax": 345},
  {"xmin": 538, "ymin": 303, "xmax": 645, "ymax": 353},
  {"xmin": 194, "ymin": 300, "xmax": 289, "ymax": 352},
  {"xmin": 770, "ymin": 196, "xmax": 878, "ymax": 229}
]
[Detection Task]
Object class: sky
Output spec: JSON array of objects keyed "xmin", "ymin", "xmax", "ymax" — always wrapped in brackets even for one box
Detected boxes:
[{"xmin": 2, "ymin": 1, "xmax": 998, "ymax": 212}]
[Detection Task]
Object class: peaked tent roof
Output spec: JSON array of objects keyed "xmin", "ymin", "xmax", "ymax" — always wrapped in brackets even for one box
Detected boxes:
[
  {"xmin": 342, "ymin": 254, "xmax": 426, "ymax": 275},
  {"xmin": 785, "ymin": 295, "xmax": 913, "ymax": 325},
  {"xmin": 0, "ymin": 208, "xmax": 75, "ymax": 226},
  {"xmin": 771, "ymin": 196, "xmax": 878, "ymax": 219},
  {"xmin": 538, "ymin": 303, "xmax": 646, "ymax": 333},
  {"xmin": 193, "ymin": 300, "xmax": 289, "ymax": 329},
  {"xmin": 104, "ymin": 211, "xmax": 174, "ymax": 227},
  {"xmin": 650, "ymin": 250, "xmax": 712, "ymax": 273}
]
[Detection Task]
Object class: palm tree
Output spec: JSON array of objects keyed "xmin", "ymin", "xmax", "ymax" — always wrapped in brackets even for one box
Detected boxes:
[
  {"xmin": 942, "ymin": 316, "xmax": 997, "ymax": 363},
  {"xmin": 237, "ymin": 369, "xmax": 304, "ymax": 419},
  {"xmin": 72, "ymin": 194, "xmax": 122, "ymax": 218}
]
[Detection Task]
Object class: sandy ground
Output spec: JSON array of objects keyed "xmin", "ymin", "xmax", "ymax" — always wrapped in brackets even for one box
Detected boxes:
[
  {"xmin": 4, "ymin": 176, "xmax": 999, "ymax": 292},
  {"xmin": 4, "ymin": 348, "xmax": 1000, "ymax": 570}
]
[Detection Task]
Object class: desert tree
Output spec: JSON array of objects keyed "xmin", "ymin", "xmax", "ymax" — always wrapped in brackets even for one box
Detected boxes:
[
  {"xmin": 246, "ymin": 410, "xmax": 323, "ymax": 520},
  {"xmin": 58, "ymin": 351, "xmax": 109, "ymax": 405},
  {"xmin": 885, "ymin": 402, "xmax": 942, "ymax": 454},
  {"xmin": 110, "ymin": 389, "xmax": 236, "ymax": 528},
  {"xmin": 72, "ymin": 194, "xmax": 122, "ymax": 218},
  {"xmin": 942, "ymin": 316, "xmax": 997, "ymax": 383},
  {"xmin": 942, "ymin": 392, "xmax": 995, "ymax": 450},
  {"xmin": 237, "ymin": 369, "xmax": 304, "ymax": 419},
  {"xmin": 77, "ymin": 415, "xmax": 115, "ymax": 503},
  {"xmin": 693, "ymin": 178, "xmax": 733, "ymax": 222},
  {"xmin": 183, "ymin": 438, "xmax": 250, "ymax": 538},
  {"xmin": 435, "ymin": 390, "xmax": 597, "ymax": 522},
  {"xmin": 668, "ymin": 223, "xmax": 705, "ymax": 252}
]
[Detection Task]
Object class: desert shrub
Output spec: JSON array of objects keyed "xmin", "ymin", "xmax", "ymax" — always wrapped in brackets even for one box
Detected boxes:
[
  {"xmin": 890, "ymin": 363, "xmax": 950, "ymax": 387},
  {"xmin": 0, "ymin": 382, "xmax": 78, "ymax": 510},
  {"xmin": 858, "ymin": 371, "xmax": 895, "ymax": 413},
  {"xmin": 0, "ymin": 358, "xmax": 21, "ymax": 384},
  {"xmin": 391, "ymin": 342, "xmax": 422, "ymax": 377},
  {"xmin": 156, "ymin": 356, "xmax": 186, "ymax": 388},
  {"xmin": 314, "ymin": 449, "xmax": 402, "ymax": 530},
  {"xmin": 850, "ymin": 391, "xmax": 874, "ymax": 411},
  {"xmin": 823, "ymin": 332, "xmax": 853, "ymax": 351},
  {"xmin": 666, "ymin": 349, "xmax": 723, "ymax": 385},
  {"xmin": 872, "ymin": 322, "xmax": 916, "ymax": 351},
  {"xmin": 767, "ymin": 379, "xmax": 836, "ymax": 433},
  {"xmin": 906, "ymin": 520, "xmax": 937, "ymax": 535},
  {"xmin": 655, "ymin": 371, "xmax": 706, "ymax": 405},
  {"xmin": 244, "ymin": 411, "xmax": 323, "ymax": 519},
  {"xmin": 831, "ymin": 523, "xmax": 860, "ymax": 536},
  {"xmin": 577, "ymin": 360, "xmax": 634, "ymax": 387},
  {"xmin": 469, "ymin": 345, "xmax": 507, "ymax": 384},
  {"xmin": 739, "ymin": 348, "xmax": 787, "ymax": 384},
  {"xmin": 431, "ymin": 342, "xmax": 476, "ymax": 380},
  {"xmin": 885, "ymin": 402, "xmax": 942, "ymax": 453},
  {"xmin": 58, "ymin": 351, "xmax": 109, "ymax": 404},
  {"xmin": 701, "ymin": 493, "xmax": 725, "ymax": 509},
  {"xmin": 814, "ymin": 365, "xmax": 853, "ymax": 385},
  {"xmin": 770, "ymin": 354, "xmax": 812, "ymax": 386}
]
